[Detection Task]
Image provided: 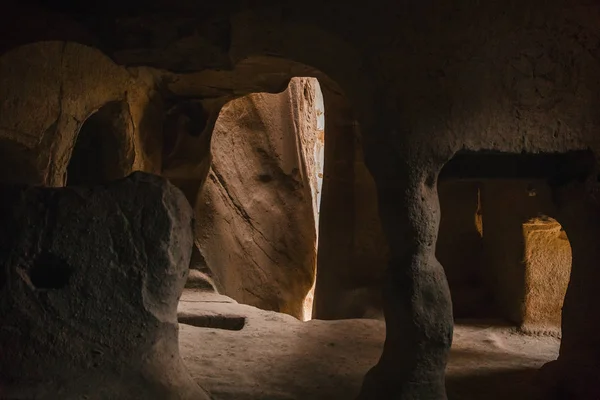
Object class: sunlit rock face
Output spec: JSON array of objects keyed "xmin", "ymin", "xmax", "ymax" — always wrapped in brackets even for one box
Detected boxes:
[
  {"xmin": 194, "ymin": 78, "xmax": 321, "ymax": 319},
  {"xmin": 437, "ymin": 177, "xmax": 572, "ymax": 335},
  {"xmin": 1, "ymin": 0, "xmax": 600, "ymax": 398},
  {"xmin": 0, "ymin": 172, "xmax": 209, "ymax": 400}
]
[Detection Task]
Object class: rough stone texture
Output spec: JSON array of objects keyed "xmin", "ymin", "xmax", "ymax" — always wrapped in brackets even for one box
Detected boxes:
[
  {"xmin": 2, "ymin": 0, "xmax": 600, "ymax": 398},
  {"xmin": 194, "ymin": 78, "xmax": 319, "ymax": 319},
  {"xmin": 356, "ymin": 162, "xmax": 454, "ymax": 400},
  {"xmin": 0, "ymin": 172, "xmax": 208, "ymax": 400},
  {"xmin": 522, "ymin": 218, "xmax": 571, "ymax": 334},
  {"xmin": 0, "ymin": 42, "xmax": 163, "ymax": 186},
  {"xmin": 438, "ymin": 177, "xmax": 572, "ymax": 333},
  {"xmin": 291, "ymin": 78, "xmax": 324, "ymax": 222},
  {"xmin": 178, "ymin": 289, "xmax": 561, "ymax": 400},
  {"xmin": 178, "ymin": 289, "xmax": 385, "ymax": 400},
  {"xmin": 185, "ymin": 269, "xmax": 218, "ymax": 292}
]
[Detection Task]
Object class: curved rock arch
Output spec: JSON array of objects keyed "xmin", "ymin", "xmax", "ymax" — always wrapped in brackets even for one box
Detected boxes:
[{"xmin": 65, "ymin": 100, "xmax": 135, "ymax": 186}]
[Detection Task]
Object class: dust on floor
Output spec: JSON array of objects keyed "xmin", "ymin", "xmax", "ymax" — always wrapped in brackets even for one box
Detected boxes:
[{"xmin": 178, "ymin": 290, "xmax": 560, "ymax": 400}]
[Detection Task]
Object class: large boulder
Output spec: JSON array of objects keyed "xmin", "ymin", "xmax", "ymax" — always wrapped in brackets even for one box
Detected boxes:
[{"xmin": 0, "ymin": 172, "xmax": 209, "ymax": 400}]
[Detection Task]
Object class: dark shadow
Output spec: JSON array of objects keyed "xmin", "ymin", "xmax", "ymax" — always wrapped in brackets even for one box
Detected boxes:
[
  {"xmin": 178, "ymin": 314, "xmax": 246, "ymax": 331},
  {"xmin": 29, "ymin": 251, "xmax": 73, "ymax": 289},
  {"xmin": 437, "ymin": 150, "xmax": 590, "ymax": 324},
  {"xmin": 0, "ymin": 138, "xmax": 44, "ymax": 185},
  {"xmin": 446, "ymin": 366, "xmax": 543, "ymax": 400},
  {"xmin": 439, "ymin": 150, "xmax": 594, "ymax": 182},
  {"xmin": 67, "ymin": 101, "xmax": 133, "ymax": 186},
  {"xmin": 438, "ymin": 151, "xmax": 589, "ymax": 399}
]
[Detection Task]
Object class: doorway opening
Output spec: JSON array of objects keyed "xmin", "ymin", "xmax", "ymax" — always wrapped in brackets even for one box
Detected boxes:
[
  {"xmin": 189, "ymin": 77, "xmax": 325, "ymax": 321},
  {"xmin": 66, "ymin": 101, "xmax": 133, "ymax": 186},
  {"xmin": 437, "ymin": 151, "xmax": 582, "ymax": 330},
  {"xmin": 177, "ymin": 74, "xmax": 386, "ymax": 400},
  {"xmin": 438, "ymin": 150, "xmax": 592, "ymax": 399}
]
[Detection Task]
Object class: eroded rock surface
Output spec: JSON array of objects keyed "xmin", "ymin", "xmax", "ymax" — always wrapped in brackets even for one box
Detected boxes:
[
  {"xmin": 2, "ymin": 1, "xmax": 600, "ymax": 397},
  {"xmin": 0, "ymin": 172, "xmax": 208, "ymax": 400},
  {"xmin": 185, "ymin": 269, "xmax": 218, "ymax": 292},
  {"xmin": 0, "ymin": 41, "xmax": 163, "ymax": 186},
  {"xmin": 178, "ymin": 289, "xmax": 559, "ymax": 400},
  {"xmin": 194, "ymin": 78, "xmax": 320, "ymax": 318}
]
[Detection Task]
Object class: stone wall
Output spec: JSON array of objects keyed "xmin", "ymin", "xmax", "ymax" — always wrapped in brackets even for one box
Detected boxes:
[
  {"xmin": 437, "ymin": 177, "xmax": 573, "ymax": 330},
  {"xmin": 2, "ymin": 0, "xmax": 600, "ymax": 396},
  {"xmin": 480, "ymin": 179, "xmax": 558, "ymax": 325},
  {"xmin": 0, "ymin": 42, "xmax": 163, "ymax": 187},
  {"xmin": 0, "ymin": 173, "xmax": 209, "ymax": 400},
  {"xmin": 194, "ymin": 78, "xmax": 319, "ymax": 319},
  {"xmin": 522, "ymin": 218, "xmax": 572, "ymax": 334}
]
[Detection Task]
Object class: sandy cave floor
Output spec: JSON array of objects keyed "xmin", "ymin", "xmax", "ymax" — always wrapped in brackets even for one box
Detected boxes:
[{"xmin": 178, "ymin": 290, "xmax": 560, "ymax": 400}]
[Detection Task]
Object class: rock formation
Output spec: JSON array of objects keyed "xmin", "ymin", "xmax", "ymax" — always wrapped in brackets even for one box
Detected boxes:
[
  {"xmin": 1, "ymin": 1, "xmax": 600, "ymax": 398},
  {"xmin": 437, "ymin": 153, "xmax": 583, "ymax": 336},
  {"xmin": 0, "ymin": 42, "xmax": 162, "ymax": 187},
  {"xmin": 0, "ymin": 173, "xmax": 208, "ymax": 400},
  {"xmin": 194, "ymin": 78, "xmax": 319, "ymax": 319}
]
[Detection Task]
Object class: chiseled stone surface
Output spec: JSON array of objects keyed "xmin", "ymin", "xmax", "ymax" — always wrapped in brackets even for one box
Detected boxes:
[
  {"xmin": 1, "ymin": 1, "xmax": 600, "ymax": 397},
  {"xmin": 0, "ymin": 172, "xmax": 209, "ymax": 400}
]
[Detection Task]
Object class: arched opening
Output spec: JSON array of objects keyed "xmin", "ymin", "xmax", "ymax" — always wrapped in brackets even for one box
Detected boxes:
[
  {"xmin": 185, "ymin": 77, "xmax": 325, "ymax": 320},
  {"xmin": 176, "ymin": 73, "xmax": 386, "ymax": 399},
  {"xmin": 438, "ymin": 150, "xmax": 592, "ymax": 399},
  {"xmin": 66, "ymin": 101, "xmax": 133, "ymax": 186}
]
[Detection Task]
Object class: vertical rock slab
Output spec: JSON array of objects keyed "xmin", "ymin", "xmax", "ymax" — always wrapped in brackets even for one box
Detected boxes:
[
  {"xmin": 195, "ymin": 78, "xmax": 319, "ymax": 318},
  {"xmin": 0, "ymin": 172, "xmax": 209, "ymax": 400},
  {"xmin": 522, "ymin": 218, "xmax": 571, "ymax": 334}
]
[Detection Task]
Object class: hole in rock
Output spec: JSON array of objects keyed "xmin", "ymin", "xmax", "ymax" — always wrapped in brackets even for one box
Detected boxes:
[
  {"xmin": 437, "ymin": 151, "xmax": 586, "ymax": 324},
  {"xmin": 162, "ymin": 101, "xmax": 209, "ymax": 161},
  {"xmin": 438, "ymin": 150, "xmax": 592, "ymax": 399},
  {"xmin": 66, "ymin": 101, "xmax": 132, "ymax": 186},
  {"xmin": 178, "ymin": 314, "xmax": 246, "ymax": 331},
  {"xmin": 29, "ymin": 252, "xmax": 73, "ymax": 289}
]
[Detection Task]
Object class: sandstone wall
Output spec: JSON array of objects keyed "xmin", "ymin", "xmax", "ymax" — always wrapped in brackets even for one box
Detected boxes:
[
  {"xmin": 0, "ymin": 41, "xmax": 163, "ymax": 186},
  {"xmin": 194, "ymin": 78, "xmax": 319, "ymax": 319},
  {"xmin": 437, "ymin": 178, "xmax": 572, "ymax": 329},
  {"xmin": 522, "ymin": 218, "xmax": 572, "ymax": 334},
  {"xmin": 3, "ymin": 0, "xmax": 600, "ymax": 396}
]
